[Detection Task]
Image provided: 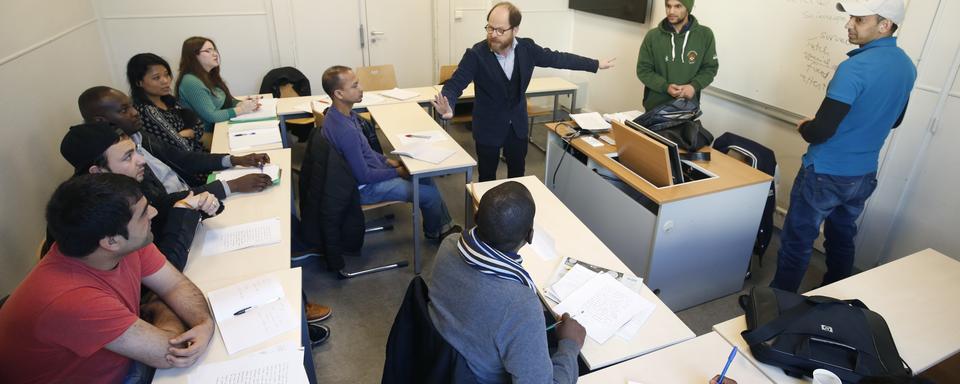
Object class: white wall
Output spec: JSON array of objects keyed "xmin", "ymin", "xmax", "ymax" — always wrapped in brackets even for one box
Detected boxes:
[
  {"xmin": 570, "ymin": 1, "xmax": 960, "ymax": 267},
  {"xmin": 0, "ymin": 0, "xmax": 113, "ymax": 293}
]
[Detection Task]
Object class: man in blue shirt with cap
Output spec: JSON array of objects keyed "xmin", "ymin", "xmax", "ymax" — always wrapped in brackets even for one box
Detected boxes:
[{"xmin": 771, "ymin": 0, "xmax": 916, "ymax": 292}]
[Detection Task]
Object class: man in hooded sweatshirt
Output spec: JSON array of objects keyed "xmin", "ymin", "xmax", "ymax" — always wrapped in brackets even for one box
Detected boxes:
[{"xmin": 636, "ymin": 0, "xmax": 719, "ymax": 111}]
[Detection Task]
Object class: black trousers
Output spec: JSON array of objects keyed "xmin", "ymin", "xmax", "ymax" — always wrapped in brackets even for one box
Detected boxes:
[{"xmin": 476, "ymin": 131, "xmax": 528, "ymax": 182}]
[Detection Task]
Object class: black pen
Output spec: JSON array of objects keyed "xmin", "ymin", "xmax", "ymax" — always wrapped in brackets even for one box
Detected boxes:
[
  {"xmin": 233, "ymin": 306, "xmax": 254, "ymax": 316},
  {"xmin": 233, "ymin": 132, "xmax": 256, "ymax": 137}
]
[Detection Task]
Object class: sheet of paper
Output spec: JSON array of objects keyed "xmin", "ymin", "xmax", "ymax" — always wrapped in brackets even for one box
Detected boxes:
[
  {"xmin": 356, "ymin": 92, "xmax": 385, "ymax": 107},
  {"xmin": 547, "ymin": 264, "xmax": 598, "ymax": 303},
  {"xmin": 553, "ymin": 273, "xmax": 649, "ymax": 344},
  {"xmin": 215, "ymin": 164, "xmax": 282, "ymax": 184},
  {"xmin": 602, "ymin": 110, "xmax": 643, "ymax": 124},
  {"xmin": 188, "ymin": 348, "xmax": 307, "ymax": 384},
  {"xmin": 227, "ymin": 120, "xmax": 281, "ymax": 150},
  {"xmin": 391, "ymin": 142, "xmax": 455, "ymax": 164},
  {"xmin": 395, "ymin": 130, "xmax": 448, "ymax": 146},
  {"xmin": 528, "ymin": 223, "xmax": 558, "ymax": 261},
  {"xmin": 230, "ymin": 98, "xmax": 279, "ymax": 122},
  {"xmin": 216, "ymin": 298, "xmax": 297, "ymax": 354},
  {"xmin": 294, "ymin": 97, "xmax": 331, "ymax": 114},
  {"xmin": 205, "ymin": 275, "xmax": 299, "ymax": 355},
  {"xmin": 202, "ymin": 218, "xmax": 282, "ymax": 257},
  {"xmin": 570, "ymin": 112, "xmax": 612, "ymax": 131},
  {"xmin": 379, "ymin": 88, "xmax": 419, "ymax": 100}
]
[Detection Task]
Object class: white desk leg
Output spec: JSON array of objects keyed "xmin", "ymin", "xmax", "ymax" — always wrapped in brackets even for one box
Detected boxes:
[
  {"xmin": 413, "ymin": 174, "xmax": 422, "ymax": 274},
  {"xmin": 465, "ymin": 168, "xmax": 474, "ymax": 228}
]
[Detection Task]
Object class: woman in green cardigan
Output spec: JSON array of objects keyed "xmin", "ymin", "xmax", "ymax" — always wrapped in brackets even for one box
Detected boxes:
[{"xmin": 176, "ymin": 36, "xmax": 259, "ymax": 132}]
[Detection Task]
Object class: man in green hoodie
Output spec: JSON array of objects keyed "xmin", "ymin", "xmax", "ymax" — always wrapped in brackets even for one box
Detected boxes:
[{"xmin": 636, "ymin": 0, "xmax": 719, "ymax": 111}]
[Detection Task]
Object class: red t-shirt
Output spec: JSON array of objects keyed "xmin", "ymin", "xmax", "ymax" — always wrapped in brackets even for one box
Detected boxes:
[{"xmin": 0, "ymin": 243, "xmax": 165, "ymax": 383}]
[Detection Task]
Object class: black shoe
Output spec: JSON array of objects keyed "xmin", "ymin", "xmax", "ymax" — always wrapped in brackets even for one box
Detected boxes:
[
  {"xmin": 308, "ymin": 324, "xmax": 330, "ymax": 346},
  {"xmin": 427, "ymin": 225, "xmax": 462, "ymax": 243}
]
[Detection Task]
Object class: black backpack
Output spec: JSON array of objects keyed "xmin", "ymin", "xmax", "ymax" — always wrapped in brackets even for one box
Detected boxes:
[{"xmin": 739, "ymin": 286, "xmax": 912, "ymax": 383}]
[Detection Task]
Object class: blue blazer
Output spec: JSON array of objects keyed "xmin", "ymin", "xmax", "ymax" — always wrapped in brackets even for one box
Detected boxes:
[{"xmin": 441, "ymin": 38, "xmax": 598, "ymax": 146}]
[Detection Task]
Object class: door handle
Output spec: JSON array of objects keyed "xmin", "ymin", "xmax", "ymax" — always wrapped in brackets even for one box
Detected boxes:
[{"xmin": 370, "ymin": 31, "xmax": 386, "ymax": 36}]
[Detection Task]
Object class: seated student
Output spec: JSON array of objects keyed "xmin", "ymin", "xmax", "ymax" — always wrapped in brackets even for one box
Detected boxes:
[
  {"xmin": 127, "ymin": 53, "xmax": 205, "ymax": 152},
  {"xmin": 0, "ymin": 174, "xmax": 214, "ymax": 383},
  {"xmin": 320, "ymin": 65, "xmax": 461, "ymax": 241},
  {"xmin": 176, "ymin": 36, "xmax": 259, "ymax": 132},
  {"xmin": 78, "ymin": 86, "xmax": 272, "ymax": 196},
  {"xmin": 427, "ymin": 181, "xmax": 585, "ymax": 383},
  {"xmin": 59, "ymin": 122, "xmax": 219, "ymax": 271}
]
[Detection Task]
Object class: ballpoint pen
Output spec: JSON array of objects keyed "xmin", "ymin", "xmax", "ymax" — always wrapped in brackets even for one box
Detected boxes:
[
  {"xmin": 717, "ymin": 346, "xmax": 738, "ymax": 384},
  {"xmin": 233, "ymin": 306, "xmax": 254, "ymax": 316},
  {"xmin": 405, "ymin": 134, "xmax": 431, "ymax": 139},
  {"xmin": 233, "ymin": 132, "xmax": 256, "ymax": 137}
]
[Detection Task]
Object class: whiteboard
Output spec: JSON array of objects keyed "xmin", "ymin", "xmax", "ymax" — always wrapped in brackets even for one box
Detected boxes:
[{"xmin": 695, "ymin": 0, "xmax": 880, "ymax": 116}]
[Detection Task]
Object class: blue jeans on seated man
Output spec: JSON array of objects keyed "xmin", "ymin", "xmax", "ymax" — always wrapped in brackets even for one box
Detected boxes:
[
  {"xmin": 770, "ymin": 165, "xmax": 878, "ymax": 293},
  {"xmin": 359, "ymin": 177, "xmax": 453, "ymax": 238}
]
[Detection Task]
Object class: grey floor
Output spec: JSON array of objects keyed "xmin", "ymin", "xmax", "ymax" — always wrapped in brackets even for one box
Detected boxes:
[{"xmin": 293, "ymin": 120, "xmax": 829, "ymax": 383}]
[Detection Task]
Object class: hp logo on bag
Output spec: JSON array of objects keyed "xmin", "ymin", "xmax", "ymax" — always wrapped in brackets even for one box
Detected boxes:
[{"xmin": 821, "ymin": 324, "xmax": 834, "ymax": 333}]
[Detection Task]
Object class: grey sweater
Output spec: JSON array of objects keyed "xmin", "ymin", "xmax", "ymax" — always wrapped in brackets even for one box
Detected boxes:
[{"xmin": 426, "ymin": 234, "xmax": 580, "ymax": 384}]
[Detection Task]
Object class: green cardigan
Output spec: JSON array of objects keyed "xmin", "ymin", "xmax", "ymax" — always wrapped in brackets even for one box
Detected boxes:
[{"xmin": 177, "ymin": 73, "xmax": 236, "ymax": 132}]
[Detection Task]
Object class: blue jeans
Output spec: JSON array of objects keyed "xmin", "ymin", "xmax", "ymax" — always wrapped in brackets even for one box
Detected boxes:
[
  {"xmin": 359, "ymin": 177, "xmax": 453, "ymax": 237},
  {"xmin": 770, "ymin": 165, "xmax": 878, "ymax": 292}
]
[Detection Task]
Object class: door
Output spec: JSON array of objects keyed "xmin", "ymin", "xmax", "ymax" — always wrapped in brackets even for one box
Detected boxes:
[
  {"xmin": 363, "ymin": 0, "xmax": 436, "ymax": 87},
  {"xmin": 290, "ymin": 0, "xmax": 366, "ymax": 95}
]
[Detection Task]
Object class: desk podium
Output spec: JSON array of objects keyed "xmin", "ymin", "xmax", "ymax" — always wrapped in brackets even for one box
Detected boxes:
[{"xmin": 544, "ymin": 122, "xmax": 772, "ymax": 310}]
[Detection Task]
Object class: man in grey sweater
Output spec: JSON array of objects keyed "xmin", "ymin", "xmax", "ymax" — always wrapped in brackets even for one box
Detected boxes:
[{"xmin": 427, "ymin": 181, "xmax": 585, "ymax": 383}]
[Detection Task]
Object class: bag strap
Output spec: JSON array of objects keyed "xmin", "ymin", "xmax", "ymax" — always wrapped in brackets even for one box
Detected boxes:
[{"xmin": 741, "ymin": 297, "xmax": 856, "ymax": 347}]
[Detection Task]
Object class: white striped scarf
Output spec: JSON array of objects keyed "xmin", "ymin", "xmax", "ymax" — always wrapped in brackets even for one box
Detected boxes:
[{"xmin": 457, "ymin": 227, "xmax": 536, "ymax": 292}]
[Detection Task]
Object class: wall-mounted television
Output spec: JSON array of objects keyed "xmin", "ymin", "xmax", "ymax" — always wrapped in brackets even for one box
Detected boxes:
[{"xmin": 569, "ymin": 0, "xmax": 651, "ymax": 24}]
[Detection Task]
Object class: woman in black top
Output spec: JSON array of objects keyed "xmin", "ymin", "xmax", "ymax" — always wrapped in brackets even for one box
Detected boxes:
[{"xmin": 126, "ymin": 53, "xmax": 205, "ymax": 152}]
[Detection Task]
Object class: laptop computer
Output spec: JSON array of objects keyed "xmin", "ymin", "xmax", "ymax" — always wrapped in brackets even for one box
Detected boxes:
[{"xmin": 610, "ymin": 119, "xmax": 684, "ymax": 187}]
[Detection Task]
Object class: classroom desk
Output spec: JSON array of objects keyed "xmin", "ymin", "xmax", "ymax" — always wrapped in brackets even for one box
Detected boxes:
[
  {"xmin": 152, "ymin": 268, "xmax": 304, "ymax": 383},
  {"xmin": 274, "ymin": 86, "xmax": 441, "ymax": 145},
  {"xmin": 578, "ymin": 332, "xmax": 773, "ymax": 384},
  {"xmin": 434, "ymin": 76, "xmax": 579, "ymax": 122},
  {"xmin": 210, "ymin": 120, "xmax": 285, "ymax": 154},
  {"xmin": 468, "ymin": 176, "xmax": 694, "ymax": 370},
  {"xmin": 543, "ymin": 122, "xmax": 773, "ymax": 310},
  {"xmin": 178, "ymin": 148, "xmax": 292, "ymax": 283},
  {"xmin": 713, "ymin": 248, "xmax": 960, "ymax": 383},
  {"xmin": 366, "ymin": 102, "xmax": 476, "ymax": 274}
]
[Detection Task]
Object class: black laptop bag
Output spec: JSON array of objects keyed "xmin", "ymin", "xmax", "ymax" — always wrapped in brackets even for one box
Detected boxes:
[{"xmin": 739, "ymin": 286, "xmax": 912, "ymax": 383}]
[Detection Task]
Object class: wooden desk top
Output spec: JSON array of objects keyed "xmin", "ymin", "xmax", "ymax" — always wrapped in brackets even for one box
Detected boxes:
[
  {"xmin": 469, "ymin": 176, "xmax": 694, "ymax": 369},
  {"xmin": 152, "ymin": 268, "xmax": 303, "ymax": 383},
  {"xmin": 366, "ymin": 102, "xmax": 476, "ymax": 175},
  {"xmin": 579, "ymin": 332, "xmax": 773, "ymax": 384},
  {"xmin": 180, "ymin": 148, "xmax": 292, "ymax": 285},
  {"xmin": 545, "ymin": 122, "xmax": 772, "ymax": 204},
  {"xmin": 714, "ymin": 248, "xmax": 960, "ymax": 382}
]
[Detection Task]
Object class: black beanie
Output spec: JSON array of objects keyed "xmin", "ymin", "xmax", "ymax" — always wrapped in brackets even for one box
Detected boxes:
[{"xmin": 60, "ymin": 122, "xmax": 124, "ymax": 175}]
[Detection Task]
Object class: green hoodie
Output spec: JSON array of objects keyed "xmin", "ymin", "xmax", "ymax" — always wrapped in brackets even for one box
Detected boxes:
[{"xmin": 636, "ymin": 14, "xmax": 719, "ymax": 111}]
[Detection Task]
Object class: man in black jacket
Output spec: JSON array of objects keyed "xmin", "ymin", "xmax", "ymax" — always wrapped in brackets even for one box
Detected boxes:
[
  {"xmin": 59, "ymin": 122, "xmax": 220, "ymax": 271},
  {"xmin": 433, "ymin": 1, "xmax": 614, "ymax": 181},
  {"xmin": 78, "ymin": 86, "xmax": 273, "ymax": 198}
]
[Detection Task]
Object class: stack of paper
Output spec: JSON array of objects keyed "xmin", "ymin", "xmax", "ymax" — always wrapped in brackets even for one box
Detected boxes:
[
  {"xmin": 227, "ymin": 120, "xmax": 282, "ymax": 151},
  {"xmin": 188, "ymin": 347, "xmax": 307, "ymax": 384},
  {"xmin": 379, "ymin": 88, "xmax": 419, "ymax": 100},
  {"xmin": 215, "ymin": 164, "xmax": 282, "ymax": 185},
  {"xmin": 391, "ymin": 142, "xmax": 455, "ymax": 164},
  {"xmin": 554, "ymin": 273, "xmax": 655, "ymax": 344},
  {"xmin": 602, "ymin": 110, "xmax": 644, "ymax": 124},
  {"xmin": 201, "ymin": 217, "xmax": 282, "ymax": 256},
  {"xmin": 293, "ymin": 97, "xmax": 330, "ymax": 114},
  {"xmin": 570, "ymin": 112, "xmax": 612, "ymax": 131},
  {"xmin": 395, "ymin": 130, "xmax": 449, "ymax": 146},
  {"xmin": 230, "ymin": 98, "xmax": 279, "ymax": 123},
  {"xmin": 206, "ymin": 275, "xmax": 298, "ymax": 355},
  {"xmin": 544, "ymin": 257, "xmax": 655, "ymax": 343}
]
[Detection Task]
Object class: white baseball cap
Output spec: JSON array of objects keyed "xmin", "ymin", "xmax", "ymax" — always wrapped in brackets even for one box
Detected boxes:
[{"xmin": 837, "ymin": 0, "xmax": 905, "ymax": 26}]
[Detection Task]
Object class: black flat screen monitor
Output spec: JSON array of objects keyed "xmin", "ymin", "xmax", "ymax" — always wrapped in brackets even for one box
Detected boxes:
[
  {"xmin": 569, "ymin": 0, "xmax": 649, "ymax": 24},
  {"xmin": 625, "ymin": 119, "xmax": 684, "ymax": 185}
]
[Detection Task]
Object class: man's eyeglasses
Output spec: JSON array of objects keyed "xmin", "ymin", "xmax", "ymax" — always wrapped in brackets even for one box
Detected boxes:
[{"xmin": 484, "ymin": 25, "xmax": 513, "ymax": 36}]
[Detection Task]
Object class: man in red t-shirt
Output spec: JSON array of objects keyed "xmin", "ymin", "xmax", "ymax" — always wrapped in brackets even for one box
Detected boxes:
[{"xmin": 0, "ymin": 174, "xmax": 215, "ymax": 383}]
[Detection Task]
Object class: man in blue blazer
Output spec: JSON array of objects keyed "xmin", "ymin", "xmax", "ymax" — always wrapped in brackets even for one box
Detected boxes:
[{"xmin": 433, "ymin": 1, "xmax": 614, "ymax": 181}]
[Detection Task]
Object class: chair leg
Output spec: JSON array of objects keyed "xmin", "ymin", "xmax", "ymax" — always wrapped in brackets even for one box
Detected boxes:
[{"xmin": 338, "ymin": 260, "xmax": 409, "ymax": 279}]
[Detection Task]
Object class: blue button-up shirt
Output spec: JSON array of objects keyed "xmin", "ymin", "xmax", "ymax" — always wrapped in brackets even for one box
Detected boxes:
[{"xmin": 494, "ymin": 38, "xmax": 519, "ymax": 80}]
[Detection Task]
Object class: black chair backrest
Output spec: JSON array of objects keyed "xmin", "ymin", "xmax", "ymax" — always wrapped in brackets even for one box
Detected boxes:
[
  {"xmin": 259, "ymin": 66, "xmax": 311, "ymax": 98},
  {"xmin": 382, "ymin": 276, "xmax": 476, "ymax": 384}
]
